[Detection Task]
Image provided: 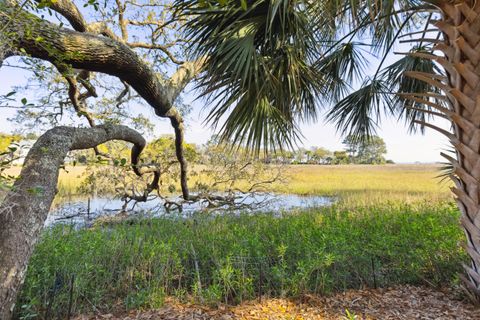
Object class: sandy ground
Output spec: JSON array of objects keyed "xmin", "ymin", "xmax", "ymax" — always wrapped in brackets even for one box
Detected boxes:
[{"xmin": 73, "ymin": 285, "xmax": 478, "ymax": 320}]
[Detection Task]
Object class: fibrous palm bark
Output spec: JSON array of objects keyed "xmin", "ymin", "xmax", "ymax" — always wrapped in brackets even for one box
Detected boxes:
[{"xmin": 406, "ymin": 0, "xmax": 480, "ymax": 299}]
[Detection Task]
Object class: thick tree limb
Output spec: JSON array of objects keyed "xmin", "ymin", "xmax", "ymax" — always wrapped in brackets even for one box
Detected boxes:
[
  {"xmin": 37, "ymin": 0, "xmax": 88, "ymax": 32},
  {"xmin": 1, "ymin": 2, "xmax": 205, "ymax": 200},
  {"xmin": 0, "ymin": 5, "xmax": 174, "ymax": 116},
  {"xmin": 2, "ymin": 2, "xmax": 202, "ymax": 111}
]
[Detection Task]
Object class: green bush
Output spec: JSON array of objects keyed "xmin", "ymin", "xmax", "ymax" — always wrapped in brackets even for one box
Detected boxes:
[{"xmin": 16, "ymin": 201, "xmax": 466, "ymax": 318}]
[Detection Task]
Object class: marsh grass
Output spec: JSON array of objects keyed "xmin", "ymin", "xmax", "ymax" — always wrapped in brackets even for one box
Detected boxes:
[
  {"xmin": 275, "ymin": 164, "xmax": 451, "ymax": 203},
  {"xmin": 12, "ymin": 164, "xmax": 462, "ymax": 318},
  {"xmin": 17, "ymin": 201, "xmax": 465, "ymax": 317},
  {"xmin": 6, "ymin": 164, "xmax": 452, "ymax": 203}
]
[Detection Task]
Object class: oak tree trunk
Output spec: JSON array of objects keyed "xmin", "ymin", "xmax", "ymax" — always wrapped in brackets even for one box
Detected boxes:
[{"xmin": 0, "ymin": 125, "xmax": 149, "ymax": 319}]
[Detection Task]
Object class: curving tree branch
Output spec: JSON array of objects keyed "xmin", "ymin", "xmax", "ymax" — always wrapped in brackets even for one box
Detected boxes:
[
  {"xmin": 1, "ymin": 5, "xmax": 173, "ymax": 115},
  {"xmin": 0, "ymin": 2, "xmax": 205, "ymax": 200},
  {"xmin": 0, "ymin": 124, "xmax": 157, "ymax": 319}
]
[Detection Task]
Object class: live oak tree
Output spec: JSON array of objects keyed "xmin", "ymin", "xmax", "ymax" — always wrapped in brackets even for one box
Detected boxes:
[
  {"xmin": 0, "ymin": 1, "xmax": 309, "ymax": 316},
  {"xmin": 0, "ymin": 125, "xmax": 159, "ymax": 318},
  {"xmin": 0, "ymin": 0, "xmax": 204, "ymax": 197},
  {"xmin": 77, "ymin": 135, "xmax": 200, "ymax": 200},
  {"xmin": 0, "ymin": 0, "xmax": 202, "ymax": 317}
]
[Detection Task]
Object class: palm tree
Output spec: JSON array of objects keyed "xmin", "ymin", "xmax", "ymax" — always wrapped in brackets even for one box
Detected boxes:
[{"xmin": 176, "ymin": 0, "xmax": 480, "ymax": 300}]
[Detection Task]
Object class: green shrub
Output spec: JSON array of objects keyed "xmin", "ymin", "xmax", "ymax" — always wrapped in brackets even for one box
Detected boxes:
[{"xmin": 16, "ymin": 201, "xmax": 466, "ymax": 318}]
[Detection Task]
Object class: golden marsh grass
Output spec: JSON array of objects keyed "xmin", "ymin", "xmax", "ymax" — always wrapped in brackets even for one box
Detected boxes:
[
  {"xmin": 6, "ymin": 163, "xmax": 452, "ymax": 204},
  {"xmin": 275, "ymin": 164, "xmax": 452, "ymax": 204}
]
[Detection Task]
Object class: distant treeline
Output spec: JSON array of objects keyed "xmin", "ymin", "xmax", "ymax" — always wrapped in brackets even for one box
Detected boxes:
[
  {"xmin": 3, "ymin": 132, "xmax": 393, "ymax": 166},
  {"xmin": 263, "ymin": 135, "xmax": 393, "ymax": 165}
]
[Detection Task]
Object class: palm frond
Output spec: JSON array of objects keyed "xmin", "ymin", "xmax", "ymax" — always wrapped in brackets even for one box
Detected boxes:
[
  {"xmin": 380, "ymin": 46, "xmax": 445, "ymax": 132},
  {"xmin": 315, "ymin": 42, "xmax": 369, "ymax": 103},
  {"xmin": 175, "ymin": 0, "xmax": 321, "ymax": 153},
  {"xmin": 326, "ymin": 79, "xmax": 391, "ymax": 139},
  {"xmin": 437, "ymin": 147, "xmax": 456, "ymax": 182},
  {"xmin": 175, "ymin": 0, "xmax": 443, "ymax": 152}
]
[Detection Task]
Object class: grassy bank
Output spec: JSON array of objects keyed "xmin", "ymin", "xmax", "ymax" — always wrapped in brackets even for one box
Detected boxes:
[{"xmin": 17, "ymin": 201, "xmax": 465, "ymax": 318}]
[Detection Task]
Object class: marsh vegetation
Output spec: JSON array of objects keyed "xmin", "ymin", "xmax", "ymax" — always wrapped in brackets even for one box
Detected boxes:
[{"xmin": 11, "ymin": 164, "xmax": 464, "ymax": 318}]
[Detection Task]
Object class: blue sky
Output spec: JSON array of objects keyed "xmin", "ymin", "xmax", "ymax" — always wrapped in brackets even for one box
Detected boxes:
[
  {"xmin": 0, "ymin": 1, "xmax": 451, "ymax": 163},
  {"xmin": 0, "ymin": 62, "xmax": 450, "ymax": 163}
]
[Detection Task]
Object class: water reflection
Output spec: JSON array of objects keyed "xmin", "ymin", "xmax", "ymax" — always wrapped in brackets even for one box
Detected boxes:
[{"xmin": 47, "ymin": 193, "xmax": 333, "ymax": 228}]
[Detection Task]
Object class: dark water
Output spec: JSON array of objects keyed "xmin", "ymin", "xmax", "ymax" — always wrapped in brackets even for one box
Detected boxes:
[{"xmin": 46, "ymin": 193, "xmax": 333, "ymax": 227}]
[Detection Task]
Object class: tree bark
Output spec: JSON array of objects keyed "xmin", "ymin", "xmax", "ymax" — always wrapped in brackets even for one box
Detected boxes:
[
  {"xmin": 0, "ymin": 4, "xmax": 173, "ymax": 115},
  {"xmin": 0, "ymin": 125, "xmax": 152, "ymax": 319},
  {"xmin": 415, "ymin": 0, "xmax": 480, "ymax": 300}
]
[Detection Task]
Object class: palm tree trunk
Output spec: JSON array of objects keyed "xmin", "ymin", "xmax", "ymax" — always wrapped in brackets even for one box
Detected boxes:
[{"xmin": 424, "ymin": 0, "xmax": 480, "ymax": 300}]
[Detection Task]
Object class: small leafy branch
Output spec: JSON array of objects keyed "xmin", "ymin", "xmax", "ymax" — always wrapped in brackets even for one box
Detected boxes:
[{"xmin": 0, "ymin": 144, "xmax": 19, "ymax": 192}]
